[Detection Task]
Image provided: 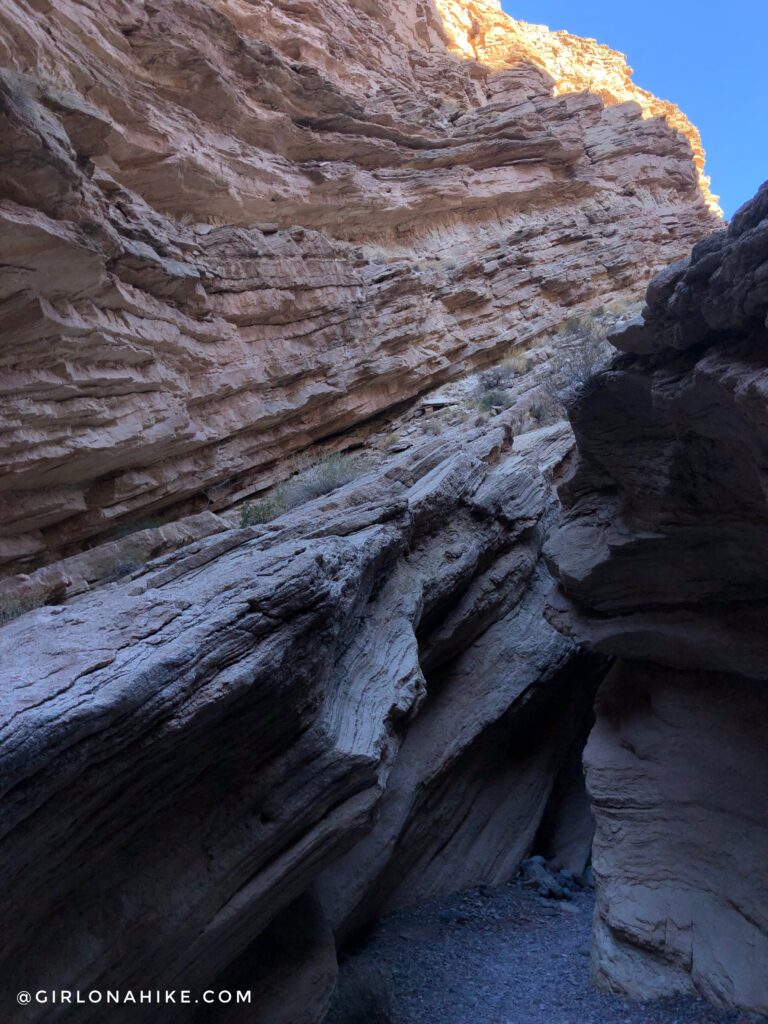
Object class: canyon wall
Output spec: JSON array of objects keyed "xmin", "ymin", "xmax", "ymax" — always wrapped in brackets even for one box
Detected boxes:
[
  {"xmin": 5, "ymin": 1, "xmax": 756, "ymax": 1019},
  {"xmin": 0, "ymin": 0, "xmax": 717, "ymax": 570},
  {"xmin": 546, "ymin": 180, "xmax": 768, "ymax": 1012},
  {"xmin": 0, "ymin": 415, "xmax": 603, "ymax": 1023}
]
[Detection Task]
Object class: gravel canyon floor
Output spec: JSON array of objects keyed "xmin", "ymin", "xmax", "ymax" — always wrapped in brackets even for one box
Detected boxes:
[{"xmin": 332, "ymin": 885, "xmax": 759, "ymax": 1024}]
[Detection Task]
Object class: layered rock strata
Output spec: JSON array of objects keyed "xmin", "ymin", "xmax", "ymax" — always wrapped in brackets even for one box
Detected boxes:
[
  {"xmin": 0, "ymin": 415, "xmax": 604, "ymax": 1023},
  {"xmin": 546, "ymin": 180, "xmax": 768, "ymax": 1012},
  {"xmin": 434, "ymin": 0, "xmax": 717, "ymax": 209},
  {"xmin": 0, "ymin": 0, "xmax": 717, "ymax": 569}
]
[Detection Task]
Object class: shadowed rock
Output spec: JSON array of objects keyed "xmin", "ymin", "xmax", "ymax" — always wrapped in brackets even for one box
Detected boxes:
[
  {"xmin": 546, "ymin": 178, "xmax": 768, "ymax": 1013},
  {"xmin": 0, "ymin": 416, "xmax": 605, "ymax": 1022}
]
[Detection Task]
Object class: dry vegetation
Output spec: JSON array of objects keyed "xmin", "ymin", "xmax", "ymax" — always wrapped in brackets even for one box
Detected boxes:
[
  {"xmin": 240, "ymin": 452, "xmax": 370, "ymax": 526},
  {"xmin": 411, "ymin": 301, "xmax": 639, "ymax": 439},
  {"xmin": 0, "ymin": 593, "xmax": 45, "ymax": 626}
]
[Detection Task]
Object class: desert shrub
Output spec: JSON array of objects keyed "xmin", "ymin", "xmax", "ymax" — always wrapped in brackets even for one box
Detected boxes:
[
  {"xmin": 478, "ymin": 365, "xmax": 515, "ymax": 390},
  {"xmin": 604, "ymin": 295, "xmax": 644, "ymax": 318},
  {"xmin": 0, "ymin": 593, "xmax": 44, "ymax": 626},
  {"xmin": 239, "ymin": 453, "xmax": 367, "ymax": 527},
  {"xmin": 446, "ymin": 407, "xmax": 469, "ymax": 425},
  {"xmin": 240, "ymin": 497, "xmax": 283, "ymax": 527},
  {"xmin": 542, "ymin": 315, "xmax": 612, "ymax": 408},
  {"xmin": 476, "ymin": 388, "xmax": 512, "ymax": 412},
  {"xmin": 323, "ymin": 962, "xmax": 394, "ymax": 1024},
  {"xmin": 502, "ymin": 352, "xmax": 534, "ymax": 376},
  {"xmin": 529, "ymin": 402, "xmax": 545, "ymax": 425},
  {"xmin": 378, "ymin": 431, "xmax": 401, "ymax": 450},
  {"xmin": 279, "ymin": 452, "xmax": 366, "ymax": 507}
]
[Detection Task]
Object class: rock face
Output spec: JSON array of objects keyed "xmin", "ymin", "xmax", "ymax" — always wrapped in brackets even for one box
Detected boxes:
[
  {"xmin": 0, "ymin": 0, "xmax": 717, "ymax": 570},
  {"xmin": 0, "ymin": 414, "xmax": 605, "ymax": 1023},
  {"xmin": 546, "ymin": 180, "xmax": 768, "ymax": 1012}
]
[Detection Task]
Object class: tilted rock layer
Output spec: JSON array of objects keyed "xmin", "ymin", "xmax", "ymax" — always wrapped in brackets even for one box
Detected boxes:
[
  {"xmin": 546, "ymin": 180, "xmax": 768, "ymax": 1012},
  {"xmin": 0, "ymin": 415, "xmax": 604, "ymax": 1023},
  {"xmin": 0, "ymin": 0, "xmax": 717, "ymax": 569}
]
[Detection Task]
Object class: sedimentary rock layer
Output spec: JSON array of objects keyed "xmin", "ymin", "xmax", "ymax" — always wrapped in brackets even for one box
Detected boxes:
[
  {"xmin": 546, "ymin": 180, "xmax": 768, "ymax": 1012},
  {"xmin": 0, "ymin": 0, "xmax": 716, "ymax": 569},
  {"xmin": 0, "ymin": 415, "xmax": 602, "ymax": 1023},
  {"xmin": 586, "ymin": 662, "xmax": 768, "ymax": 1011}
]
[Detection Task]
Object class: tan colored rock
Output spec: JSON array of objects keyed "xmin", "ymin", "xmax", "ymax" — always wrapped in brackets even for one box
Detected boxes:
[
  {"xmin": 435, "ymin": 0, "xmax": 718, "ymax": 212},
  {"xmin": 0, "ymin": 0, "xmax": 717, "ymax": 570}
]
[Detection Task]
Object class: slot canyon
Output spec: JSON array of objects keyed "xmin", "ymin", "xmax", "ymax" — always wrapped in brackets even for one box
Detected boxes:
[{"xmin": 0, "ymin": 1, "xmax": 765, "ymax": 1022}]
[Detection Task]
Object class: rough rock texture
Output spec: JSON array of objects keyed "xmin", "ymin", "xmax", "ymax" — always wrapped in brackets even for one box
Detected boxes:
[
  {"xmin": 0, "ymin": 415, "xmax": 604, "ymax": 1023},
  {"xmin": 546, "ymin": 180, "xmax": 768, "ymax": 1012},
  {"xmin": 586, "ymin": 663, "xmax": 768, "ymax": 1011},
  {"xmin": 435, "ymin": 0, "xmax": 717, "ymax": 209},
  {"xmin": 316, "ymin": 516, "xmax": 602, "ymax": 940},
  {"xmin": 0, "ymin": 0, "xmax": 717, "ymax": 570}
]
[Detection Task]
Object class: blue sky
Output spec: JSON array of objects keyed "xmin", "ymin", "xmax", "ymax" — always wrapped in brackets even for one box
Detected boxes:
[{"xmin": 501, "ymin": 1, "xmax": 768, "ymax": 218}]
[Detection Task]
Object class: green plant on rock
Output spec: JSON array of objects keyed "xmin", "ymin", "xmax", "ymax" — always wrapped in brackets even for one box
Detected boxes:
[
  {"xmin": 476, "ymin": 388, "xmax": 512, "ymax": 412},
  {"xmin": 239, "ymin": 452, "xmax": 368, "ymax": 527},
  {"xmin": 240, "ymin": 497, "xmax": 282, "ymax": 527}
]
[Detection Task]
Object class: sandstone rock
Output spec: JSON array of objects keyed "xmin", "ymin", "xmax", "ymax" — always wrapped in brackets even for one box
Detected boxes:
[
  {"xmin": 587, "ymin": 663, "xmax": 768, "ymax": 1011},
  {"xmin": 546, "ymin": 180, "xmax": 768, "ymax": 1013},
  {"xmin": 0, "ymin": 415, "xmax": 602, "ymax": 1022},
  {"xmin": 193, "ymin": 891, "xmax": 338, "ymax": 1024},
  {"xmin": 0, "ymin": 0, "xmax": 718, "ymax": 570},
  {"xmin": 636, "ymin": 180, "xmax": 768, "ymax": 351},
  {"xmin": 435, "ymin": 0, "xmax": 717, "ymax": 211},
  {"xmin": 518, "ymin": 858, "xmax": 572, "ymax": 900}
]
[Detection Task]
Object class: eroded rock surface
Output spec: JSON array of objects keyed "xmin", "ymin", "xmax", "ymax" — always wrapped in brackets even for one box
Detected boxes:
[
  {"xmin": 0, "ymin": 0, "xmax": 717, "ymax": 569},
  {"xmin": 586, "ymin": 663, "xmax": 768, "ymax": 1011},
  {"xmin": 0, "ymin": 415, "xmax": 604, "ymax": 1022},
  {"xmin": 546, "ymin": 180, "xmax": 768, "ymax": 1012}
]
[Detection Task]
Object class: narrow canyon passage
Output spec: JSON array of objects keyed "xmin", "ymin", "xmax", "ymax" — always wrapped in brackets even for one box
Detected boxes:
[
  {"xmin": 2, "ymin": 0, "xmax": 768, "ymax": 1020},
  {"xmin": 328, "ymin": 885, "xmax": 752, "ymax": 1024}
]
